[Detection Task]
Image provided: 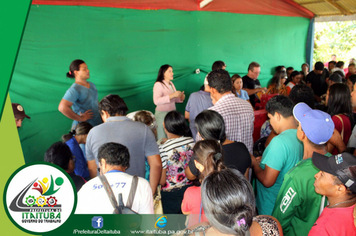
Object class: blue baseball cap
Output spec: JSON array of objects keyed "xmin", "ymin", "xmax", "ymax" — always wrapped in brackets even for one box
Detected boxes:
[{"xmin": 293, "ymin": 102, "xmax": 334, "ymax": 144}]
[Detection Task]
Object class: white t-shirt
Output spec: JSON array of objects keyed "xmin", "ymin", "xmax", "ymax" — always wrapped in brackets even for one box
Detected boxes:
[{"xmin": 75, "ymin": 171, "xmax": 153, "ymax": 214}]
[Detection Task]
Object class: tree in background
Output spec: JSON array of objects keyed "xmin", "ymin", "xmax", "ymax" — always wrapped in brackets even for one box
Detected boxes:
[{"xmin": 314, "ymin": 21, "xmax": 356, "ymax": 65}]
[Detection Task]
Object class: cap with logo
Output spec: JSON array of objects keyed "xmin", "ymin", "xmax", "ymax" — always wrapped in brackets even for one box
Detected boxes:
[
  {"xmin": 12, "ymin": 103, "xmax": 31, "ymax": 120},
  {"xmin": 293, "ymin": 102, "xmax": 334, "ymax": 144},
  {"xmin": 312, "ymin": 152, "xmax": 356, "ymax": 193}
]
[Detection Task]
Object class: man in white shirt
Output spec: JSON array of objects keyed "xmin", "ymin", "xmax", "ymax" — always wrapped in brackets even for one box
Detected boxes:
[{"xmin": 76, "ymin": 142, "xmax": 153, "ymax": 214}]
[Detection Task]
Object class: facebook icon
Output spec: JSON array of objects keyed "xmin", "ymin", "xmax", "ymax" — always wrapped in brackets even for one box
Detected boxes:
[{"xmin": 92, "ymin": 216, "xmax": 104, "ymax": 229}]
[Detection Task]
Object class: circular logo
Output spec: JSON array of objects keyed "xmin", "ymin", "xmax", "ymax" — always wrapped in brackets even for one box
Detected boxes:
[
  {"xmin": 155, "ymin": 216, "xmax": 167, "ymax": 228},
  {"xmin": 17, "ymin": 105, "xmax": 24, "ymax": 112},
  {"xmin": 4, "ymin": 163, "xmax": 76, "ymax": 233}
]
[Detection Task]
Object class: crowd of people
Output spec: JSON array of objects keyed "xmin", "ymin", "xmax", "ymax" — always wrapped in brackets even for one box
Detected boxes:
[{"xmin": 13, "ymin": 57, "xmax": 356, "ymax": 235}]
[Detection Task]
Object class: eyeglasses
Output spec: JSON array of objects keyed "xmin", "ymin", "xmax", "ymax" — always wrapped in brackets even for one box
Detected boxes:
[{"xmin": 71, "ymin": 156, "xmax": 76, "ymax": 162}]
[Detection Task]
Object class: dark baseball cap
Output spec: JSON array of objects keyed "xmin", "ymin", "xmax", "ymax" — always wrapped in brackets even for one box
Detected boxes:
[
  {"xmin": 312, "ymin": 152, "xmax": 356, "ymax": 192},
  {"xmin": 12, "ymin": 103, "xmax": 30, "ymax": 120},
  {"xmin": 329, "ymin": 73, "xmax": 342, "ymax": 83}
]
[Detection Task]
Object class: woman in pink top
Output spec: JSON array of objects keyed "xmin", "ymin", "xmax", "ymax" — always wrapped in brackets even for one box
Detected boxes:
[
  {"xmin": 181, "ymin": 140, "xmax": 226, "ymax": 227},
  {"xmin": 153, "ymin": 64, "xmax": 185, "ymax": 141}
]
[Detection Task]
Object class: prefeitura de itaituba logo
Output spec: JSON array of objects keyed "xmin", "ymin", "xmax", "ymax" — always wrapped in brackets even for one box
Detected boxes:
[
  {"xmin": 4, "ymin": 163, "xmax": 75, "ymax": 233},
  {"xmin": 10, "ymin": 176, "xmax": 63, "ymax": 222}
]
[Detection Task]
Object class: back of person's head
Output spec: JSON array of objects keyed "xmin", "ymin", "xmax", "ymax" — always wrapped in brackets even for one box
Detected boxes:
[
  {"xmin": 349, "ymin": 74, "xmax": 356, "ymax": 86},
  {"xmin": 329, "ymin": 73, "xmax": 343, "ymax": 84},
  {"xmin": 266, "ymin": 95, "xmax": 294, "ymax": 118},
  {"xmin": 193, "ymin": 140, "xmax": 226, "ymax": 180},
  {"xmin": 248, "ymin": 62, "xmax": 260, "ymax": 72},
  {"xmin": 164, "ymin": 110, "xmax": 191, "ymax": 137},
  {"xmin": 202, "ymin": 168, "xmax": 255, "ymax": 236},
  {"xmin": 128, "ymin": 110, "xmax": 158, "ymax": 140},
  {"xmin": 134, "ymin": 110, "xmax": 157, "ymax": 130},
  {"xmin": 67, "ymin": 59, "xmax": 85, "ymax": 78},
  {"xmin": 334, "ymin": 166, "xmax": 356, "ymax": 196},
  {"xmin": 156, "ymin": 64, "xmax": 172, "ymax": 83},
  {"xmin": 327, "ymin": 83, "xmax": 352, "ymax": 118},
  {"xmin": 195, "ymin": 110, "xmax": 226, "ymax": 143},
  {"xmin": 99, "ymin": 94, "xmax": 128, "ymax": 116},
  {"xmin": 212, "ymin": 61, "xmax": 226, "ymax": 71},
  {"xmin": 336, "ymin": 61, "xmax": 345, "ymax": 68},
  {"xmin": 275, "ymin": 65, "xmax": 286, "ymax": 73},
  {"xmin": 207, "ymin": 69, "xmax": 232, "ymax": 94},
  {"xmin": 287, "ymin": 66, "xmax": 294, "ymax": 72},
  {"xmin": 62, "ymin": 121, "xmax": 93, "ymax": 142},
  {"xmin": 44, "ymin": 142, "xmax": 72, "ymax": 170},
  {"xmin": 289, "ymin": 84, "xmax": 315, "ymax": 109},
  {"xmin": 293, "ymin": 102, "xmax": 334, "ymax": 147},
  {"xmin": 98, "ymin": 142, "xmax": 130, "ymax": 168},
  {"xmin": 314, "ymin": 61, "xmax": 324, "ymax": 71},
  {"xmin": 333, "ymin": 70, "xmax": 346, "ymax": 80}
]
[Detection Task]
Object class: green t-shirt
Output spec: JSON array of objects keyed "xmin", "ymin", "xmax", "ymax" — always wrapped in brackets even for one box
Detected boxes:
[
  {"xmin": 256, "ymin": 129, "xmax": 303, "ymax": 215},
  {"xmin": 271, "ymin": 153, "xmax": 331, "ymax": 236}
]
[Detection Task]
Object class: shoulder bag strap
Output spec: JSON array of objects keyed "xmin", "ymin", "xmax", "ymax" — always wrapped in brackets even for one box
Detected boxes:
[
  {"xmin": 98, "ymin": 174, "xmax": 120, "ymax": 214},
  {"xmin": 126, "ymin": 175, "xmax": 138, "ymax": 209},
  {"xmin": 199, "ymin": 202, "xmax": 203, "ymax": 223},
  {"xmin": 335, "ymin": 115, "xmax": 344, "ymax": 140},
  {"xmin": 319, "ymin": 195, "xmax": 326, "ymax": 216}
]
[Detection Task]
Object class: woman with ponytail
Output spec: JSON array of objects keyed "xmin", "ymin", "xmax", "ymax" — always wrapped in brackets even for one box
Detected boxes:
[
  {"xmin": 158, "ymin": 110, "xmax": 194, "ymax": 214},
  {"xmin": 186, "ymin": 110, "xmax": 251, "ymax": 179},
  {"xmin": 62, "ymin": 122, "xmax": 93, "ymax": 180},
  {"xmin": 58, "ymin": 59, "xmax": 102, "ymax": 129},
  {"xmin": 182, "ymin": 140, "xmax": 226, "ymax": 227},
  {"xmin": 186, "ymin": 169, "xmax": 283, "ymax": 236}
]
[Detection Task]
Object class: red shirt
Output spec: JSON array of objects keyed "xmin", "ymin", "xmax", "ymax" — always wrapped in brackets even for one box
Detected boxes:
[
  {"xmin": 331, "ymin": 114, "xmax": 352, "ymax": 155},
  {"xmin": 181, "ymin": 186, "xmax": 208, "ymax": 227},
  {"xmin": 309, "ymin": 205, "xmax": 356, "ymax": 236}
]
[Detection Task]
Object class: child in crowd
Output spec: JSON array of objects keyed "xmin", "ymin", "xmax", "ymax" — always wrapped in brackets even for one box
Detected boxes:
[
  {"xmin": 181, "ymin": 140, "xmax": 225, "ymax": 227},
  {"xmin": 126, "ymin": 110, "xmax": 158, "ymax": 180}
]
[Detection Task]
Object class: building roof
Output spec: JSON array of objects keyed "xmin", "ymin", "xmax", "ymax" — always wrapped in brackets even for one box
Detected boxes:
[
  {"xmin": 293, "ymin": 0, "xmax": 356, "ymax": 16},
  {"xmin": 31, "ymin": 0, "xmax": 356, "ymax": 19}
]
